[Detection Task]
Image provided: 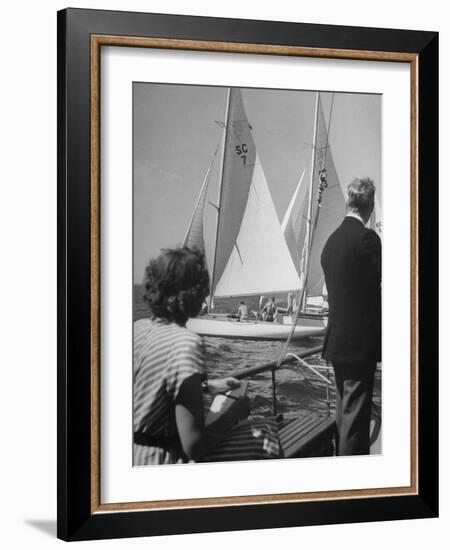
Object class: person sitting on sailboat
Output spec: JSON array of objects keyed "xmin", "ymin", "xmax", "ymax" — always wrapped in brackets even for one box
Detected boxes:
[
  {"xmin": 133, "ymin": 246, "xmax": 281, "ymax": 465},
  {"xmin": 237, "ymin": 301, "xmax": 249, "ymax": 321},
  {"xmin": 261, "ymin": 296, "xmax": 276, "ymax": 322}
]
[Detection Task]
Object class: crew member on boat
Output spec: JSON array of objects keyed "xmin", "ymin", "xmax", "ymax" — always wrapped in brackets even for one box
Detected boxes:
[
  {"xmin": 261, "ymin": 297, "xmax": 276, "ymax": 322},
  {"xmin": 321, "ymin": 178, "xmax": 381, "ymax": 456},
  {"xmin": 287, "ymin": 292, "xmax": 293, "ymax": 315},
  {"xmin": 134, "ymin": 246, "xmax": 281, "ymax": 465},
  {"xmin": 237, "ymin": 301, "xmax": 249, "ymax": 321}
]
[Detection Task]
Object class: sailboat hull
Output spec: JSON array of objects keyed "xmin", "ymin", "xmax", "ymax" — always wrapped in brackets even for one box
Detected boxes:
[{"xmin": 187, "ymin": 316, "xmax": 325, "ymax": 341}]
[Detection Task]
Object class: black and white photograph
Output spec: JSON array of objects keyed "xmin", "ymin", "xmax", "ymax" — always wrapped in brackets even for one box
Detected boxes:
[
  {"xmin": 0, "ymin": 0, "xmax": 443, "ymax": 545},
  {"xmin": 132, "ymin": 83, "xmax": 382, "ymax": 466}
]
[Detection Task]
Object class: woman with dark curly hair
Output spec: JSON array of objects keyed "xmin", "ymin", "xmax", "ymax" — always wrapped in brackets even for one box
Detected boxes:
[{"xmin": 133, "ymin": 246, "xmax": 281, "ymax": 465}]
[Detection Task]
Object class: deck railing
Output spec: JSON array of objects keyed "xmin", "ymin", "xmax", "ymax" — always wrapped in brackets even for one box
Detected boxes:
[
  {"xmin": 228, "ymin": 345, "xmax": 331, "ymax": 416},
  {"xmin": 228, "ymin": 345, "xmax": 324, "ymax": 379}
]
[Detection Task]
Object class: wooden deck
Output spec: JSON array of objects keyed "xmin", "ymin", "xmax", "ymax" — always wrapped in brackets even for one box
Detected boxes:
[{"xmin": 279, "ymin": 412, "xmax": 336, "ymax": 458}]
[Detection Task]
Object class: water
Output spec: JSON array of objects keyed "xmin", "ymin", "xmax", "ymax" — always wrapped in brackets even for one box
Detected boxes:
[{"xmin": 134, "ymin": 285, "xmax": 381, "ymax": 420}]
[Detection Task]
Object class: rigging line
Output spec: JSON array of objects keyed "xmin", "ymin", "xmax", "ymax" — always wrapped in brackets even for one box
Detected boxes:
[
  {"xmin": 209, "ymin": 88, "xmax": 231, "ymax": 308},
  {"xmin": 275, "ymin": 218, "xmax": 321, "ymax": 370},
  {"xmin": 234, "ymin": 242, "xmax": 244, "ymax": 265},
  {"xmin": 300, "ymin": 92, "xmax": 320, "ymax": 313},
  {"xmin": 276, "ymin": 216, "xmax": 323, "ymax": 369},
  {"xmin": 322, "ymin": 92, "xmax": 335, "ymax": 168},
  {"xmin": 284, "ymin": 353, "xmax": 333, "ymax": 385},
  {"xmin": 276, "ymin": 94, "xmax": 319, "ymax": 367},
  {"xmin": 276, "ymin": 105, "xmax": 334, "ymax": 368},
  {"xmin": 275, "ymin": 95, "xmax": 336, "ymax": 374}
]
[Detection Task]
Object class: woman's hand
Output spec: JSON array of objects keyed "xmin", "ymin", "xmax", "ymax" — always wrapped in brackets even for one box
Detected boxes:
[
  {"xmin": 175, "ymin": 374, "xmax": 250, "ymax": 460},
  {"xmin": 206, "ymin": 377, "xmax": 241, "ymax": 394}
]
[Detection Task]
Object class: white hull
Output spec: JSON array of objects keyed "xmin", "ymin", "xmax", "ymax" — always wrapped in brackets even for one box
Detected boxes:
[{"xmin": 187, "ymin": 316, "xmax": 325, "ymax": 341}]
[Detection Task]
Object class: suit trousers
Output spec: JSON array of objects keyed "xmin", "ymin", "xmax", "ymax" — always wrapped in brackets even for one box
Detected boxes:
[{"xmin": 332, "ymin": 361, "xmax": 376, "ymax": 456}]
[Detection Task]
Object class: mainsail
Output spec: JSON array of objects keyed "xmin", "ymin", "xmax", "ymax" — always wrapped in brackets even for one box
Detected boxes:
[{"xmin": 283, "ymin": 93, "xmax": 346, "ymax": 299}]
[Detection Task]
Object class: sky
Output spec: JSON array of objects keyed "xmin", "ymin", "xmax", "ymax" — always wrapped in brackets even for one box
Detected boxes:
[{"xmin": 133, "ymin": 83, "xmax": 381, "ymax": 283}]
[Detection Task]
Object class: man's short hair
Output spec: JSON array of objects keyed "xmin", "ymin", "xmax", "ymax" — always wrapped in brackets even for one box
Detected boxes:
[{"xmin": 346, "ymin": 178, "xmax": 375, "ymax": 216}]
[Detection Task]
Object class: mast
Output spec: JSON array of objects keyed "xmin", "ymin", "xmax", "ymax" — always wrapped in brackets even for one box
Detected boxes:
[
  {"xmin": 209, "ymin": 87, "xmax": 231, "ymax": 310},
  {"xmin": 301, "ymin": 91, "xmax": 320, "ymax": 312}
]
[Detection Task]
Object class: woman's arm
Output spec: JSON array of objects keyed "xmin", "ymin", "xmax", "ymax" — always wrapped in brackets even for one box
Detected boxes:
[{"xmin": 174, "ymin": 373, "xmax": 249, "ymax": 460}]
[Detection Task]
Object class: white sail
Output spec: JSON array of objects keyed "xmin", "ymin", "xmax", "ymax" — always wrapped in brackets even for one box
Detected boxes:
[{"xmin": 214, "ymin": 153, "xmax": 301, "ymax": 297}]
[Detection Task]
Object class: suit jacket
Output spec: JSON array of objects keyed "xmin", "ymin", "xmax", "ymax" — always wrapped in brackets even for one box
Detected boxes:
[{"xmin": 321, "ymin": 217, "xmax": 381, "ymax": 365}]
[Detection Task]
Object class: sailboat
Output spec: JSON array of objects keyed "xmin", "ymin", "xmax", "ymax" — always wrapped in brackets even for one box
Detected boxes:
[{"xmin": 184, "ymin": 88, "xmax": 326, "ymax": 340}]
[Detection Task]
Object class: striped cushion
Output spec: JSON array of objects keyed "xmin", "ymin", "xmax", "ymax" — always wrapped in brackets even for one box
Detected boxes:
[{"xmin": 200, "ymin": 417, "xmax": 281, "ymax": 462}]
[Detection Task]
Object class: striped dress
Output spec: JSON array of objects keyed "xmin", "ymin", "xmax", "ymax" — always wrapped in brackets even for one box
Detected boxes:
[{"xmin": 133, "ymin": 317, "xmax": 280, "ymax": 466}]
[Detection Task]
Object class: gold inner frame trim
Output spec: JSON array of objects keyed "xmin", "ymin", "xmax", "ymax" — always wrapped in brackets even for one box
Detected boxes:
[{"xmin": 90, "ymin": 34, "xmax": 419, "ymax": 514}]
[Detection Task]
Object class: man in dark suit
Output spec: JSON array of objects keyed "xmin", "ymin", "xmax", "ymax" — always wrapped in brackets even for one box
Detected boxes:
[{"xmin": 321, "ymin": 178, "xmax": 381, "ymax": 455}]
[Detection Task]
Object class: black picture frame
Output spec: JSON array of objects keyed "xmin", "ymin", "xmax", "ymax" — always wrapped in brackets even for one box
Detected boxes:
[{"xmin": 57, "ymin": 7, "xmax": 438, "ymax": 541}]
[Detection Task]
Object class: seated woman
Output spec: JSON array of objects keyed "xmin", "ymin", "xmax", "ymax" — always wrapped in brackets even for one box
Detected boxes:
[{"xmin": 134, "ymin": 246, "xmax": 281, "ymax": 466}]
